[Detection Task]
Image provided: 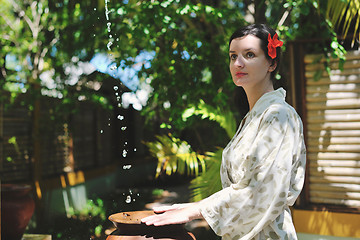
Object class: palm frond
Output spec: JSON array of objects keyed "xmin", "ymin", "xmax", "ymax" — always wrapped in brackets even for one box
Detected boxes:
[
  {"xmin": 145, "ymin": 101, "xmax": 237, "ymax": 198},
  {"xmin": 326, "ymin": 0, "xmax": 360, "ymax": 45},
  {"xmin": 144, "ymin": 134, "xmax": 206, "ymax": 178},
  {"xmin": 189, "ymin": 148, "xmax": 223, "ymax": 202},
  {"xmin": 182, "ymin": 99, "xmax": 237, "ymax": 139}
]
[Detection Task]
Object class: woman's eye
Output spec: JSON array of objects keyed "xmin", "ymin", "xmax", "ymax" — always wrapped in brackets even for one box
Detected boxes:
[
  {"xmin": 230, "ymin": 54, "xmax": 237, "ymax": 60},
  {"xmin": 246, "ymin": 52, "xmax": 255, "ymax": 58}
]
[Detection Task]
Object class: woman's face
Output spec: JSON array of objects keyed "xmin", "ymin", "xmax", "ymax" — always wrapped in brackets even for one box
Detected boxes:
[{"xmin": 229, "ymin": 35, "xmax": 275, "ymax": 89}]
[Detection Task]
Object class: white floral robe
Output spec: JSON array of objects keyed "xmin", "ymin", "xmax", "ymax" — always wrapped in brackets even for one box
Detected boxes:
[{"xmin": 200, "ymin": 88, "xmax": 306, "ymax": 240}]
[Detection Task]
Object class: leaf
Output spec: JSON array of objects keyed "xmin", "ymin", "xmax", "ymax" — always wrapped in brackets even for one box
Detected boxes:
[
  {"xmin": 182, "ymin": 99, "xmax": 236, "ymax": 138},
  {"xmin": 189, "ymin": 148, "xmax": 223, "ymax": 201},
  {"xmin": 326, "ymin": 0, "xmax": 360, "ymax": 45},
  {"xmin": 144, "ymin": 134, "xmax": 206, "ymax": 178}
]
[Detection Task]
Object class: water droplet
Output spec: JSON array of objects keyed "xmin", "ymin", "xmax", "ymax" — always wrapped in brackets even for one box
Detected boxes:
[
  {"xmin": 134, "ymin": 148, "xmax": 137, "ymax": 152},
  {"xmin": 121, "ymin": 126, "xmax": 127, "ymax": 131},
  {"xmin": 122, "ymin": 165, "xmax": 132, "ymax": 170},
  {"xmin": 117, "ymin": 103, "xmax": 122, "ymax": 107},
  {"xmin": 94, "ymin": 8, "xmax": 97, "ymax": 11},
  {"xmin": 122, "ymin": 149, "xmax": 128, "ymax": 157},
  {"xmin": 110, "ymin": 65, "xmax": 117, "ymax": 70},
  {"xmin": 125, "ymin": 195, "xmax": 131, "ymax": 203},
  {"xmin": 115, "ymin": 92, "xmax": 119, "ymax": 96},
  {"xmin": 116, "ymin": 96, "xmax": 121, "ymax": 101},
  {"xmin": 113, "ymin": 86, "xmax": 119, "ymax": 91},
  {"xmin": 100, "ymin": 130, "xmax": 104, "ymax": 134},
  {"xmin": 107, "ymin": 41, "xmax": 113, "ymax": 50},
  {"xmin": 108, "ymin": 123, "xmax": 111, "ymax": 126},
  {"xmin": 117, "ymin": 115, "xmax": 124, "ymax": 120}
]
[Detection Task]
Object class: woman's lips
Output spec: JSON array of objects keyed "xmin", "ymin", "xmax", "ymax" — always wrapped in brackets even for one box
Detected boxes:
[{"xmin": 236, "ymin": 72, "xmax": 247, "ymax": 77}]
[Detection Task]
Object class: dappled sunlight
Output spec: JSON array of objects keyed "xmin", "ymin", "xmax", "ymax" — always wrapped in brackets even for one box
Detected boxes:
[{"xmin": 294, "ymin": 209, "xmax": 360, "ymax": 238}]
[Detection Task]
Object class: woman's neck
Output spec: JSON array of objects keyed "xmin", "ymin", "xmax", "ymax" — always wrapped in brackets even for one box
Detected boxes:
[{"xmin": 244, "ymin": 82, "xmax": 274, "ymax": 111}]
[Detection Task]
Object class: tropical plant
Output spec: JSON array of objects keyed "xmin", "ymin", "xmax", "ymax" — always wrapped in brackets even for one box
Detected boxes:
[
  {"xmin": 144, "ymin": 134, "xmax": 206, "ymax": 178},
  {"xmin": 185, "ymin": 101, "xmax": 237, "ymax": 201},
  {"xmin": 182, "ymin": 99, "xmax": 237, "ymax": 139},
  {"xmin": 145, "ymin": 99, "xmax": 237, "ymax": 200},
  {"xmin": 326, "ymin": 0, "xmax": 360, "ymax": 46},
  {"xmin": 190, "ymin": 148, "xmax": 223, "ymax": 202}
]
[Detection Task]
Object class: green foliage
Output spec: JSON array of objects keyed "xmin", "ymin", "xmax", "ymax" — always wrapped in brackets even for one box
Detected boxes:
[
  {"xmin": 6, "ymin": 136, "xmax": 21, "ymax": 162},
  {"xmin": 182, "ymin": 99, "xmax": 237, "ymax": 139},
  {"xmin": 152, "ymin": 188, "xmax": 165, "ymax": 197},
  {"xmin": 2, "ymin": 0, "xmax": 350, "ymax": 139},
  {"xmin": 0, "ymin": 0, "xmax": 111, "ymax": 115},
  {"xmin": 190, "ymin": 148, "xmax": 223, "ymax": 202},
  {"xmin": 145, "ymin": 100, "xmax": 236, "ymax": 200},
  {"xmin": 185, "ymin": 101, "xmax": 236, "ymax": 201},
  {"xmin": 63, "ymin": 198, "xmax": 106, "ymax": 238},
  {"xmin": 326, "ymin": 0, "xmax": 360, "ymax": 46},
  {"xmin": 278, "ymin": 0, "xmax": 348, "ymax": 82},
  {"xmin": 144, "ymin": 134, "xmax": 206, "ymax": 178},
  {"xmin": 109, "ymin": 0, "xmax": 244, "ymax": 132}
]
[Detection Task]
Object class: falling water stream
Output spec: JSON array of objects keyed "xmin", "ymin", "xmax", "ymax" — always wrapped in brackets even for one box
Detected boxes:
[{"xmin": 103, "ymin": 0, "xmax": 138, "ymax": 205}]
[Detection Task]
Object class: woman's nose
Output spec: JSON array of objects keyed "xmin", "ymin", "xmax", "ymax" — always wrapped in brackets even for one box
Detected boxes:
[{"xmin": 235, "ymin": 57, "xmax": 244, "ymax": 68}]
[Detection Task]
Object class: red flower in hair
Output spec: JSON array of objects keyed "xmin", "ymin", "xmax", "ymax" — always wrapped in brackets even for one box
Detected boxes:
[{"xmin": 267, "ymin": 33, "xmax": 283, "ymax": 59}]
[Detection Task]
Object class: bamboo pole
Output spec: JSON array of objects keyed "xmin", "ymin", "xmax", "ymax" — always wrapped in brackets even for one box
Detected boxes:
[
  {"xmin": 308, "ymin": 138, "xmax": 360, "ymax": 144},
  {"xmin": 305, "ymin": 61, "xmax": 360, "ymax": 72},
  {"xmin": 308, "ymin": 152, "xmax": 360, "ymax": 160},
  {"xmin": 309, "ymin": 175, "xmax": 360, "ymax": 184},
  {"xmin": 310, "ymin": 191, "xmax": 360, "ymax": 201},
  {"xmin": 310, "ymin": 160, "xmax": 360, "ymax": 168},
  {"xmin": 309, "ymin": 166, "xmax": 360, "ymax": 176},
  {"xmin": 310, "ymin": 197, "xmax": 360, "ymax": 207}
]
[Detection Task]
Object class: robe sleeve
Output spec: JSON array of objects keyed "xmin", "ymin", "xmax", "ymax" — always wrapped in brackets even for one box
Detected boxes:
[{"xmin": 199, "ymin": 105, "xmax": 306, "ymax": 239}]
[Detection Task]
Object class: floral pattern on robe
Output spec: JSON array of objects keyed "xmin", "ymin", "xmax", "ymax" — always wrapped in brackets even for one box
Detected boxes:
[{"xmin": 200, "ymin": 88, "xmax": 306, "ymax": 240}]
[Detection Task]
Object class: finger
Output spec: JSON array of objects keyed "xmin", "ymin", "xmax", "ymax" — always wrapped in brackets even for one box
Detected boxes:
[
  {"xmin": 142, "ymin": 212, "xmax": 174, "ymax": 226},
  {"xmin": 153, "ymin": 205, "xmax": 177, "ymax": 213},
  {"xmin": 152, "ymin": 215, "xmax": 188, "ymax": 226},
  {"xmin": 142, "ymin": 213, "xmax": 167, "ymax": 225},
  {"xmin": 141, "ymin": 215, "xmax": 157, "ymax": 224},
  {"xmin": 153, "ymin": 203, "xmax": 191, "ymax": 212}
]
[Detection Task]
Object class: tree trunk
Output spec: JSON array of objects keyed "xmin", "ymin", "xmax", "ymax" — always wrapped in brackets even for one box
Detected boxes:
[{"xmin": 254, "ymin": 0, "xmax": 267, "ymax": 23}]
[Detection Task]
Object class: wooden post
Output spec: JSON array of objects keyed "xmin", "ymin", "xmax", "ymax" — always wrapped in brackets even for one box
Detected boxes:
[{"xmin": 31, "ymin": 85, "xmax": 44, "ymax": 224}]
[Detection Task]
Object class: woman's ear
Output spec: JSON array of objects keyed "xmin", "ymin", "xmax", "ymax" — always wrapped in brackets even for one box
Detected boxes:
[{"xmin": 268, "ymin": 59, "xmax": 277, "ymax": 72}]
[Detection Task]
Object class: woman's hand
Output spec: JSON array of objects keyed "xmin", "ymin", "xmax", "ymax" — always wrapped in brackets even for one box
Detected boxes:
[
  {"xmin": 152, "ymin": 203, "xmax": 193, "ymax": 213},
  {"xmin": 141, "ymin": 202, "xmax": 203, "ymax": 226}
]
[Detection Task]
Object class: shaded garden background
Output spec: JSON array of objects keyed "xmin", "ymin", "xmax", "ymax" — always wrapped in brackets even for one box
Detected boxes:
[{"xmin": 1, "ymin": 0, "xmax": 359, "ymax": 239}]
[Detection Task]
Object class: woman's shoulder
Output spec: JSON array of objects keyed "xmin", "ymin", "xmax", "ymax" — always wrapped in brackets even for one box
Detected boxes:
[{"xmin": 262, "ymin": 101, "xmax": 302, "ymax": 124}]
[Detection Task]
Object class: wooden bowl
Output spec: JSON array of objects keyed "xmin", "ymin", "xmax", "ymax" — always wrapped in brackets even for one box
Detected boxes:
[
  {"xmin": 109, "ymin": 210, "xmax": 155, "ymax": 226},
  {"xmin": 108, "ymin": 211, "xmax": 189, "ymax": 236}
]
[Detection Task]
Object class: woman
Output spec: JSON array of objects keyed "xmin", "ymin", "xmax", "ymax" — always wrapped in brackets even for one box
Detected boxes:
[{"xmin": 142, "ymin": 24, "xmax": 306, "ymax": 240}]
